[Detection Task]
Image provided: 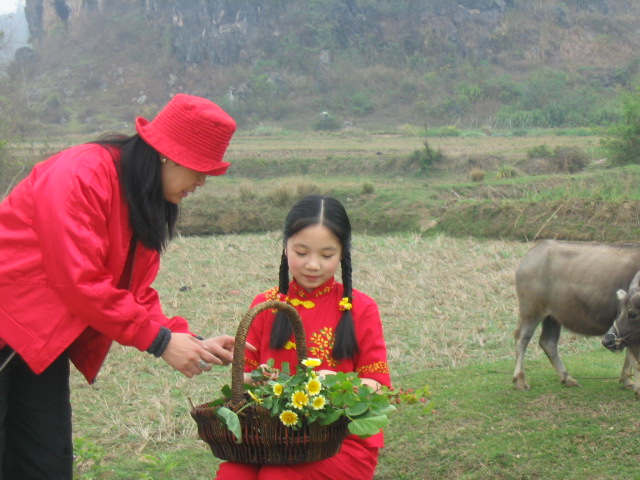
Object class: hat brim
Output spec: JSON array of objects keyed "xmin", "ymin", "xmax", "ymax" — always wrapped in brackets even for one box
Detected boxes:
[{"xmin": 136, "ymin": 116, "xmax": 231, "ymax": 176}]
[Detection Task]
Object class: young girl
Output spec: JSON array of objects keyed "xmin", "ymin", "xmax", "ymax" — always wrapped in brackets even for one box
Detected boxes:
[{"xmin": 215, "ymin": 195, "xmax": 391, "ymax": 480}]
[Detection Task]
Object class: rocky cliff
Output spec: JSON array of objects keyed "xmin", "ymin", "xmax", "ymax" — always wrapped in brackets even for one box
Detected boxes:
[
  {"xmin": 8, "ymin": 0, "xmax": 640, "ymax": 133},
  {"xmin": 17, "ymin": 1, "xmax": 572, "ymax": 68}
]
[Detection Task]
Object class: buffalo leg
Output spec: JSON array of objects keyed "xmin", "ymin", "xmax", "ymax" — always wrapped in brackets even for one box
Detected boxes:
[
  {"xmin": 513, "ymin": 316, "xmax": 539, "ymax": 391},
  {"xmin": 539, "ymin": 317, "xmax": 580, "ymax": 387},
  {"xmin": 621, "ymin": 348, "xmax": 640, "ymax": 394}
]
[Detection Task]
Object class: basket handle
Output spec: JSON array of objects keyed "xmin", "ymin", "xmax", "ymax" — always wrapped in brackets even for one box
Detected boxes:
[{"xmin": 230, "ymin": 300, "xmax": 308, "ymax": 405}]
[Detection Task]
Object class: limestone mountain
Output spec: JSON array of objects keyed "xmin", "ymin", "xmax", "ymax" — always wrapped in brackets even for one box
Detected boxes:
[{"xmin": 5, "ymin": 0, "xmax": 640, "ymax": 134}]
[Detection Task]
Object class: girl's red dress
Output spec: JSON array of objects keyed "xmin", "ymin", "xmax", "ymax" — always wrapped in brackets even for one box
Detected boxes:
[{"xmin": 215, "ymin": 277, "xmax": 391, "ymax": 480}]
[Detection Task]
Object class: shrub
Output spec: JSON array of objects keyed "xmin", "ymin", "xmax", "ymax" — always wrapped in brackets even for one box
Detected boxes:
[
  {"xmin": 409, "ymin": 138, "xmax": 446, "ymax": 174},
  {"xmin": 604, "ymin": 86, "xmax": 640, "ymax": 166},
  {"xmin": 431, "ymin": 125, "xmax": 461, "ymax": 137},
  {"xmin": 527, "ymin": 144, "xmax": 554, "ymax": 159},
  {"xmin": 496, "ymin": 164, "xmax": 517, "ymax": 179},
  {"xmin": 313, "ymin": 112, "xmax": 342, "ymax": 131},
  {"xmin": 269, "ymin": 184, "xmax": 293, "ymax": 207},
  {"xmin": 349, "ymin": 91, "xmax": 376, "ymax": 116},
  {"xmin": 295, "ymin": 181, "xmax": 321, "ymax": 198},
  {"xmin": 470, "ymin": 169, "xmax": 485, "ymax": 182},
  {"xmin": 552, "ymin": 146, "xmax": 589, "ymax": 173},
  {"xmin": 361, "ymin": 182, "xmax": 375, "ymax": 194}
]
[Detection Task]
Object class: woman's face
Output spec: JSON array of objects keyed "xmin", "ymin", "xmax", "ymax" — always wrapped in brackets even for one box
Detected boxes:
[
  {"xmin": 285, "ymin": 224, "xmax": 342, "ymax": 292},
  {"xmin": 160, "ymin": 157, "xmax": 207, "ymax": 204}
]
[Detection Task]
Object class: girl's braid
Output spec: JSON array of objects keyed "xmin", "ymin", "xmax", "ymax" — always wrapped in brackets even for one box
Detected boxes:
[
  {"xmin": 270, "ymin": 251, "xmax": 292, "ymax": 349},
  {"xmin": 278, "ymin": 250, "xmax": 290, "ymax": 296},
  {"xmin": 333, "ymin": 247, "xmax": 359, "ymax": 359}
]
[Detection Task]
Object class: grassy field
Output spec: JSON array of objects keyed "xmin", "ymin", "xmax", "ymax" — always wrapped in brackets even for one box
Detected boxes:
[
  {"xmin": 70, "ymin": 233, "xmax": 640, "ymax": 479},
  {"xmin": 4, "ymin": 129, "xmax": 640, "ymax": 478}
]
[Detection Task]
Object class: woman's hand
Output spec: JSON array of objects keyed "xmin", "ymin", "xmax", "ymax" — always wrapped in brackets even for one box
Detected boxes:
[
  {"xmin": 161, "ymin": 334, "xmax": 256, "ymax": 377},
  {"xmin": 161, "ymin": 333, "xmax": 218, "ymax": 377}
]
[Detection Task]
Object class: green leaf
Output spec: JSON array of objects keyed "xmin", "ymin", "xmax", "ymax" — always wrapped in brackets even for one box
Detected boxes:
[
  {"xmin": 220, "ymin": 384, "xmax": 232, "ymax": 400},
  {"xmin": 318, "ymin": 409, "xmax": 344, "ymax": 425},
  {"xmin": 216, "ymin": 407, "xmax": 242, "ymax": 444},
  {"xmin": 348, "ymin": 415, "xmax": 389, "ymax": 438},
  {"xmin": 346, "ymin": 402, "xmax": 370, "ymax": 417},
  {"xmin": 207, "ymin": 397, "xmax": 226, "ymax": 407},
  {"xmin": 370, "ymin": 404, "xmax": 397, "ymax": 417},
  {"xmin": 323, "ymin": 374, "xmax": 339, "ymax": 388}
]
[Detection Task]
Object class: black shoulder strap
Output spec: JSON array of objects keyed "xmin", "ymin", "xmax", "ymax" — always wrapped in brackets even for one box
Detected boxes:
[{"xmin": 117, "ymin": 236, "xmax": 137, "ymax": 290}]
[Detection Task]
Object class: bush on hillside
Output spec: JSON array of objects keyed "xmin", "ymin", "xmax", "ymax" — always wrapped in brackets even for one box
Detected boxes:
[
  {"xmin": 604, "ymin": 86, "xmax": 640, "ymax": 166},
  {"xmin": 552, "ymin": 146, "xmax": 589, "ymax": 173},
  {"xmin": 313, "ymin": 112, "xmax": 342, "ymax": 131},
  {"xmin": 409, "ymin": 138, "xmax": 446, "ymax": 174},
  {"xmin": 527, "ymin": 144, "xmax": 554, "ymax": 159}
]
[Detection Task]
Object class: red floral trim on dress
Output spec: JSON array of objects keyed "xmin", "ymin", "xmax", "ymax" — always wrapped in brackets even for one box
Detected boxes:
[
  {"xmin": 356, "ymin": 361, "xmax": 390, "ymax": 375},
  {"xmin": 309, "ymin": 327, "xmax": 337, "ymax": 367},
  {"xmin": 290, "ymin": 280, "xmax": 334, "ymax": 299},
  {"xmin": 245, "ymin": 358, "xmax": 260, "ymax": 370},
  {"xmin": 263, "ymin": 286, "xmax": 281, "ymax": 302}
]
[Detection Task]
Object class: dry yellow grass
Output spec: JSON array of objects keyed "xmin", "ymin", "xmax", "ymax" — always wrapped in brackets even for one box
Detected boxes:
[{"xmin": 70, "ymin": 234, "xmax": 539, "ymax": 457}]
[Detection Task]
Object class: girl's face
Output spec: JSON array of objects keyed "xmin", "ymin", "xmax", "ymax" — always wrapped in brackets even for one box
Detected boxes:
[
  {"xmin": 286, "ymin": 224, "xmax": 342, "ymax": 292},
  {"xmin": 160, "ymin": 157, "xmax": 207, "ymax": 204}
]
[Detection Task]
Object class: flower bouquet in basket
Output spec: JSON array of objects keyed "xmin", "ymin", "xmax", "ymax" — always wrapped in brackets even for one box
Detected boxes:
[
  {"xmin": 214, "ymin": 357, "xmax": 431, "ymax": 442},
  {"xmin": 190, "ymin": 300, "xmax": 431, "ymax": 465}
]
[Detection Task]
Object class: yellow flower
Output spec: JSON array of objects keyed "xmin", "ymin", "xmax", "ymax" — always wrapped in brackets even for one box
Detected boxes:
[
  {"xmin": 284, "ymin": 341, "xmax": 296, "ymax": 350},
  {"xmin": 302, "ymin": 358, "xmax": 321, "ymax": 368},
  {"xmin": 248, "ymin": 390, "xmax": 263, "ymax": 405},
  {"xmin": 272, "ymin": 383, "xmax": 283, "ymax": 397},
  {"xmin": 339, "ymin": 297, "xmax": 352, "ymax": 311},
  {"xmin": 311, "ymin": 396, "xmax": 326, "ymax": 410},
  {"xmin": 291, "ymin": 390, "xmax": 309, "ymax": 409},
  {"xmin": 306, "ymin": 378, "xmax": 321, "ymax": 396},
  {"xmin": 280, "ymin": 410, "xmax": 299, "ymax": 427}
]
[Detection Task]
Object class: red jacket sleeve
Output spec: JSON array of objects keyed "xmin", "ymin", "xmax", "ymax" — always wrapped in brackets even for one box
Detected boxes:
[
  {"xmin": 352, "ymin": 292, "xmax": 392, "ymax": 388},
  {"xmin": 32, "ymin": 147, "xmax": 183, "ymax": 351}
]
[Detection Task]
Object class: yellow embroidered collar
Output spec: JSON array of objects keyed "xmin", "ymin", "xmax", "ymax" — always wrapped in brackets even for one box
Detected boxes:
[
  {"xmin": 290, "ymin": 278, "xmax": 336, "ymax": 301},
  {"xmin": 265, "ymin": 278, "xmax": 352, "ymax": 311}
]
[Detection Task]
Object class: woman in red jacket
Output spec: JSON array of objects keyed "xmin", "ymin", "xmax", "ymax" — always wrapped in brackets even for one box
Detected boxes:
[{"xmin": 0, "ymin": 94, "xmax": 240, "ymax": 479}]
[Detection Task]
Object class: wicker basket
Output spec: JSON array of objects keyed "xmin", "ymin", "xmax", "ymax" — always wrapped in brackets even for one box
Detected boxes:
[{"xmin": 190, "ymin": 300, "xmax": 350, "ymax": 465}]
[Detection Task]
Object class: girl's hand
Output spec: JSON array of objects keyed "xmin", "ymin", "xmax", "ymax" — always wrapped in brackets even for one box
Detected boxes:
[
  {"xmin": 244, "ymin": 363, "xmax": 279, "ymax": 385},
  {"xmin": 316, "ymin": 369, "xmax": 382, "ymax": 392},
  {"xmin": 200, "ymin": 335, "xmax": 235, "ymax": 366},
  {"xmin": 201, "ymin": 335, "xmax": 257, "ymax": 367},
  {"xmin": 360, "ymin": 378, "xmax": 383, "ymax": 392}
]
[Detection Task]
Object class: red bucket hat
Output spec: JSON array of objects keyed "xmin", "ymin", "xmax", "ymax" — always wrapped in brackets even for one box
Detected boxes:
[{"xmin": 135, "ymin": 94, "xmax": 237, "ymax": 176}]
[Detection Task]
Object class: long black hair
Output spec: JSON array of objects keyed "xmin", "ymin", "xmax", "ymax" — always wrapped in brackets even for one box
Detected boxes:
[
  {"xmin": 270, "ymin": 195, "xmax": 358, "ymax": 360},
  {"xmin": 92, "ymin": 134, "xmax": 178, "ymax": 252}
]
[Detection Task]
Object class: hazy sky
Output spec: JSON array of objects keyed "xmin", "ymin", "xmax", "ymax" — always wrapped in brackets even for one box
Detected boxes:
[{"xmin": 0, "ymin": 0, "xmax": 21, "ymax": 15}]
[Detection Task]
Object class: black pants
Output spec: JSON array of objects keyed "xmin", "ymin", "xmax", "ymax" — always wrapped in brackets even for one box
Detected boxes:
[{"xmin": 0, "ymin": 348, "xmax": 73, "ymax": 480}]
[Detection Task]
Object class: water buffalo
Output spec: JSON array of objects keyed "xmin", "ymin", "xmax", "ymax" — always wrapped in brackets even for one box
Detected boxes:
[
  {"xmin": 513, "ymin": 239, "xmax": 640, "ymax": 391},
  {"xmin": 602, "ymin": 270, "xmax": 640, "ymax": 393}
]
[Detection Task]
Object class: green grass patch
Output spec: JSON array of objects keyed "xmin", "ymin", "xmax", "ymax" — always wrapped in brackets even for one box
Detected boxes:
[
  {"xmin": 73, "ymin": 347, "xmax": 640, "ymax": 479},
  {"xmin": 377, "ymin": 349, "xmax": 639, "ymax": 480},
  {"xmin": 67, "ymin": 234, "xmax": 635, "ymax": 479}
]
